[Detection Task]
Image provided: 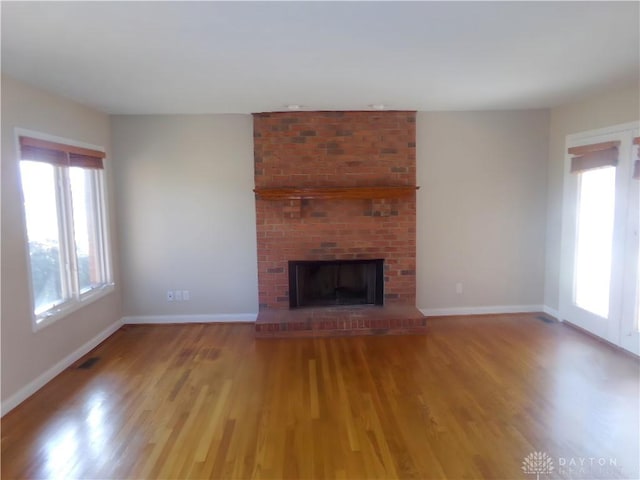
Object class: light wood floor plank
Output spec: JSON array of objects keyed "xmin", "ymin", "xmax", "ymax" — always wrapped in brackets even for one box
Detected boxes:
[{"xmin": 2, "ymin": 313, "xmax": 639, "ymax": 479}]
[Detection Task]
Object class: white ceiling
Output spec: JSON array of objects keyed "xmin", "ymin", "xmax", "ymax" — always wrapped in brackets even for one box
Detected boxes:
[{"xmin": 2, "ymin": 1, "xmax": 638, "ymax": 115}]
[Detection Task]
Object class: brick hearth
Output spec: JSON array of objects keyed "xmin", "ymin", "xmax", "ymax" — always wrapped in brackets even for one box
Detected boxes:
[
  {"xmin": 253, "ymin": 111, "xmax": 424, "ymax": 337},
  {"xmin": 255, "ymin": 305, "xmax": 427, "ymax": 338}
]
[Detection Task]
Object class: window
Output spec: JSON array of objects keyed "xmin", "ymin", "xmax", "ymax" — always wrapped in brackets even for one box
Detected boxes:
[
  {"xmin": 568, "ymin": 141, "xmax": 619, "ymax": 318},
  {"xmin": 18, "ymin": 133, "xmax": 113, "ymax": 328},
  {"xmin": 573, "ymin": 166, "xmax": 616, "ymax": 318},
  {"xmin": 560, "ymin": 123, "xmax": 640, "ymax": 356}
]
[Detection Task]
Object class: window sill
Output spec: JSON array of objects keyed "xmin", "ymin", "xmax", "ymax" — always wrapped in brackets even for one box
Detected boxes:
[{"xmin": 32, "ymin": 284, "xmax": 115, "ymax": 332}]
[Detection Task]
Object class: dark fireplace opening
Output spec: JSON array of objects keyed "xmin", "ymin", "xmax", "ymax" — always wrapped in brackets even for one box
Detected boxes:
[{"xmin": 288, "ymin": 259, "xmax": 384, "ymax": 308}]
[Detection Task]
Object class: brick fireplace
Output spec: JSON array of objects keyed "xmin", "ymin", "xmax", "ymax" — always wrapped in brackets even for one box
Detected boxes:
[{"xmin": 253, "ymin": 111, "xmax": 425, "ymax": 336}]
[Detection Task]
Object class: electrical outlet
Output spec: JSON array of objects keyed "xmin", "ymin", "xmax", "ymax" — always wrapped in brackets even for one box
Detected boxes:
[
  {"xmin": 456, "ymin": 282, "xmax": 463, "ymax": 294},
  {"xmin": 166, "ymin": 290, "xmax": 174, "ymax": 302},
  {"xmin": 183, "ymin": 290, "xmax": 190, "ymax": 301},
  {"xmin": 175, "ymin": 290, "xmax": 183, "ymax": 301}
]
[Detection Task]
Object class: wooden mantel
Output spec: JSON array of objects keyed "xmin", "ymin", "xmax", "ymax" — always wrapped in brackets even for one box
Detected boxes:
[{"xmin": 254, "ymin": 185, "xmax": 419, "ymax": 201}]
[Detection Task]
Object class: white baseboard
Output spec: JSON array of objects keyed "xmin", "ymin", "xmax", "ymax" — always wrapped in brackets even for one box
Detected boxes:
[
  {"xmin": 542, "ymin": 306, "xmax": 561, "ymax": 321},
  {"xmin": 122, "ymin": 313, "xmax": 258, "ymax": 325},
  {"xmin": 1, "ymin": 318, "xmax": 123, "ymax": 417},
  {"xmin": 419, "ymin": 305, "xmax": 545, "ymax": 317}
]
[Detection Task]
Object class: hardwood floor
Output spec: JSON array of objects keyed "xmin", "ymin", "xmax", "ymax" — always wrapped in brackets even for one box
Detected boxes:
[{"xmin": 2, "ymin": 314, "xmax": 638, "ymax": 479}]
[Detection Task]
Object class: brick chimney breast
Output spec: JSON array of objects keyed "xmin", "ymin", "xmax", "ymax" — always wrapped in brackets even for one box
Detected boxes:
[{"xmin": 253, "ymin": 111, "xmax": 417, "ymax": 310}]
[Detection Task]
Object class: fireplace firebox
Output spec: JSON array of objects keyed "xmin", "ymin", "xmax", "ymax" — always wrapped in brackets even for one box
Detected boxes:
[{"xmin": 288, "ymin": 259, "xmax": 384, "ymax": 308}]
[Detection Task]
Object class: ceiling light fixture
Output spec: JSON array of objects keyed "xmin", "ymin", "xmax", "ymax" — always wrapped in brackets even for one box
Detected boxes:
[
  {"xmin": 370, "ymin": 104, "xmax": 386, "ymax": 111},
  {"xmin": 287, "ymin": 104, "xmax": 302, "ymax": 111}
]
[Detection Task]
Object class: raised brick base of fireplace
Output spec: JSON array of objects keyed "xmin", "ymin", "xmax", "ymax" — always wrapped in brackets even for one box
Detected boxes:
[{"xmin": 255, "ymin": 305, "xmax": 427, "ymax": 338}]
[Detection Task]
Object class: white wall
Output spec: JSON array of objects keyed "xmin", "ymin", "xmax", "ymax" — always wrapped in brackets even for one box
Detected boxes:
[
  {"xmin": 1, "ymin": 76, "xmax": 122, "ymax": 405},
  {"xmin": 544, "ymin": 85, "xmax": 640, "ymax": 313},
  {"xmin": 416, "ymin": 111, "xmax": 550, "ymax": 313},
  {"xmin": 111, "ymin": 115, "xmax": 258, "ymax": 319}
]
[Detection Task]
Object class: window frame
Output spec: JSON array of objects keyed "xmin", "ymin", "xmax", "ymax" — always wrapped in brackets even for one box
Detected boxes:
[{"xmin": 15, "ymin": 128, "xmax": 115, "ymax": 331}]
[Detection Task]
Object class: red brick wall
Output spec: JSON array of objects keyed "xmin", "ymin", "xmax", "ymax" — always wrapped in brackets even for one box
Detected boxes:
[{"xmin": 254, "ymin": 111, "xmax": 416, "ymax": 309}]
